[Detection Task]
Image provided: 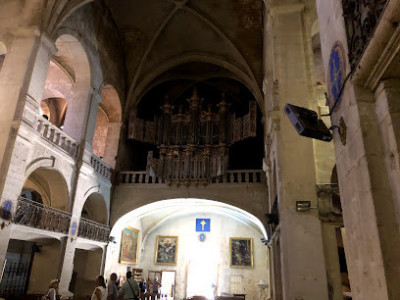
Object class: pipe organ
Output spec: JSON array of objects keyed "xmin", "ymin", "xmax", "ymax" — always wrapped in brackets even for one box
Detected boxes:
[{"xmin": 128, "ymin": 88, "xmax": 257, "ymax": 185}]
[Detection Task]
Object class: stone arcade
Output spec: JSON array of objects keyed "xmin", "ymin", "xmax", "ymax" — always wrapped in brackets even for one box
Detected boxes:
[{"xmin": 0, "ymin": 1, "xmax": 399, "ymax": 300}]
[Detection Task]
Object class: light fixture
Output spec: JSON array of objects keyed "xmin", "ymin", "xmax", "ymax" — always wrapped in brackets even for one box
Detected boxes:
[
  {"xmin": 296, "ymin": 201, "xmax": 311, "ymax": 212},
  {"xmin": 284, "ymin": 104, "xmax": 332, "ymax": 142}
]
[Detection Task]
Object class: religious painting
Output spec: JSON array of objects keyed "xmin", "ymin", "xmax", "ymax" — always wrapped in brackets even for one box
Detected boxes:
[
  {"xmin": 230, "ymin": 237, "xmax": 253, "ymax": 268},
  {"xmin": 120, "ymin": 226, "xmax": 140, "ymax": 264},
  {"xmin": 155, "ymin": 236, "xmax": 178, "ymax": 265}
]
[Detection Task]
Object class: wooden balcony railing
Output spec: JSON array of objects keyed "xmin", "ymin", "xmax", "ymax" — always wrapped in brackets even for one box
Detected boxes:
[
  {"xmin": 36, "ymin": 118, "xmax": 79, "ymax": 157},
  {"xmin": 91, "ymin": 155, "xmax": 112, "ymax": 180},
  {"xmin": 78, "ymin": 217, "xmax": 110, "ymax": 243},
  {"xmin": 120, "ymin": 170, "xmax": 265, "ymax": 185},
  {"xmin": 14, "ymin": 197, "xmax": 71, "ymax": 234}
]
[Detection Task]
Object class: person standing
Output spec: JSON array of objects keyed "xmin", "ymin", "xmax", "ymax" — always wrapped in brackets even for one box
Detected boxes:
[
  {"xmin": 119, "ymin": 271, "xmax": 139, "ymax": 300},
  {"xmin": 41, "ymin": 279, "xmax": 59, "ymax": 300},
  {"xmin": 139, "ymin": 278, "xmax": 146, "ymax": 294},
  {"xmin": 107, "ymin": 273, "xmax": 119, "ymax": 300},
  {"xmin": 152, "ymin": 277, "xmax": 161, "ymax": 294},
  {"xmin": 91, "ymin": 275, "xmax": 107, "ymax": 300}
]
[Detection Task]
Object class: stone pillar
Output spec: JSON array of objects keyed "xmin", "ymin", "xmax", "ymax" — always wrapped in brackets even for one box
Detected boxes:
[
  {"xmin": 317, "ymin": 0, "xmax": 400, "ymax": 298},
  {"xmin": 266, "ymin": 2, "xmax": 329, "ymax": 299},
  {"xmin": 0, "ymin": 28, "xmax": 55, "ymax": 197},
  {"xmin": 58, "ymin": 238, "xmax": 77, "ymax": 297},
  {"xmin": 103, "ymin": 121, "xmax": 122, "ymax": 168},
  {"xmin": 321, "ymin": 223, "xmax": 342, "ymax": 300},
  {"xmin": 333, "ymin": 85, "xmax": 400, "ymax": 300},
  {"xmin": 375, "ymin": 79, "xmax": 400, "ymax": 216},
  {"xmin": 0, "ymin": 28, "xmax": 55, "ymax": 272}
]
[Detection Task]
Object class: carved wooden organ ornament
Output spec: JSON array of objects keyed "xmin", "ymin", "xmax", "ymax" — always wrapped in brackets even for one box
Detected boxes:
[{"xmin": 128, "ymin": 89, "xmax": 257, "ymax": 184}]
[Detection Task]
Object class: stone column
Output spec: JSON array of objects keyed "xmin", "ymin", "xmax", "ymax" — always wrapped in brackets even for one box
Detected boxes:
[
  {"xmin": 321, "ymin": 223, "xmax": 343, "ymax": 300},
  {"xmin": 266, "ymin": 2, "xmax": 329, "ymax": 299},
  {"xmin": 103, "ymin": 121, "xmax": 122, "ymax": 168},
  {"xmin": 58, "ymin": 238, "xmax": 77, "ymax": 297},
  {"xmin": 81, "ymin": 89, "xmax": 102, "ymax": 165},
  {"xmin": 375, "ymin": 79, "xmax": 400, "ymax": 216},
  {"xmin": 0, "ymin": 28, "xmax": 55, "ymax": 272},
  {"xmin": 0, "ymin": 28, "xmax": 55, "ymax": 197},
  {"xmin": 333, "ymin": 85, "xmax": 400, "ymax": 300},
  {"xmin": 316, "ymin": 0, "xmax": 400, "ymax": 297}
]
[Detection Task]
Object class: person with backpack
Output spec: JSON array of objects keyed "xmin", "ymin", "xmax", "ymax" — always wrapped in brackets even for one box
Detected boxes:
[{"xmin": 119, "ymin": 271, "xmax": 139, "ymax": 300}]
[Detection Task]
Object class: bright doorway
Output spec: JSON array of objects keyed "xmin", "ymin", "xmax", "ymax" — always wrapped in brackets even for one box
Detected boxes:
[
  {"xmin": 186, "ymin": 243, "xmax": 219, "ymax": 299},
  {"xmin": 161, "ymin": 271, "xmax": 176, "ymax": 299}
]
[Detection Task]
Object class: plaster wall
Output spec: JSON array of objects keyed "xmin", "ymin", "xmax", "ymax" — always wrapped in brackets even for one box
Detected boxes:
[{"xmin": 105, "ymin": 213, "xmax": 269, "ymax": 300}]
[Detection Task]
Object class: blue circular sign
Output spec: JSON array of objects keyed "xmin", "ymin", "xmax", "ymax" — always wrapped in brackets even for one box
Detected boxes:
[
  {"xmin": 328, "ymin": 42, "xmax": 346, "ymax": 107},
  {"xmin": 1, "ymin": 201, "xmax": 13, "ymax": 220},
  {"xmin": 199, "ymin": 233, "xmax": 206, "ymax": 242},
  {"xmin": 71, "ymin": 221, "xmax": 77, "ymax": 235}
]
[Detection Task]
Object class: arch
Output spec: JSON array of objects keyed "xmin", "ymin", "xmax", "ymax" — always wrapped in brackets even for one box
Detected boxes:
[
  {"xmin": 22, "ymin": 167, "xmax": 70, "ymax": 211},
  {"xmin": 43, "ymin": 33, "xmax": 92, "ymax": 141},
  {"xmin": 126, "ymin": 53, "xmax": 264, "ymax": 117},
  {"xmin": 81, "ymin": 192, "xmax": 108, "ymax": 224},
  {"xmin": 92, "ymin": 84, "xmax": 122, "ymax": 168},
  {"xmin": 40, "ymin": 97, "xmax": 68, "ymax": 128},
  {"xmin": 111, "ymin": 198, "xmax": 268, "ymax": 240}
]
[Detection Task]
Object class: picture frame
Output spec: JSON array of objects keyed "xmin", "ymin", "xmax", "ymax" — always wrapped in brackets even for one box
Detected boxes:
[
  {"xmin": 120, "ymin": 226, "xmax": 140, "ymax": 264},
  {"xmin": 229, "ymin": 237, "xmax": 253, "ymax": 268},
  {"xmin": 154, "ymin": 235, "xmax": 178, "ymax": 265}
]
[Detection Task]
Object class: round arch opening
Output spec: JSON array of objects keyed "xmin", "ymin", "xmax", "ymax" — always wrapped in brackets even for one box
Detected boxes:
[
  {"xmin": 81, "ymin": 192, "xmax": 108, "ymax": 224},
  {"xmin": 21, "ymin": 167, "xmax": 70, "ymax": 211},
  {"xmin": 105, "ymin": 199, "xmax": 269, "ymax": 300}
]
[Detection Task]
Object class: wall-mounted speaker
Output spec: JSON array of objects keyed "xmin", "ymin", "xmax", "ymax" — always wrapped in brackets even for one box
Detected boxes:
[{"xmin": 284, "ymin": 104, "xmax": 332, "ymax": 142}]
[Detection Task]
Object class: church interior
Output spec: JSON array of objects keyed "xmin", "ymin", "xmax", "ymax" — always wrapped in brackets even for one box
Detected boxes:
[{"xmin": 0, "ymin": 0, "xmax": 398, "ymax": 299}]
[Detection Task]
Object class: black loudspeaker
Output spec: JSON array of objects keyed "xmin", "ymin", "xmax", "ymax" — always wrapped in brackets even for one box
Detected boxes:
[{"xmin": 284, "ymin": 103, "xmax": 332, "ymax": 142}]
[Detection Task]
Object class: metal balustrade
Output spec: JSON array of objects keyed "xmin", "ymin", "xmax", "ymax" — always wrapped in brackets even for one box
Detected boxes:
[
  {"xmin": 14, "ymin": 197, "xmax": 71, "ymax": 234},
  {"xmin": 90, "ymin": 155, "xmax": 112, "ymax": 180},
  {"xmin": 120, "ymin": 170, "xmax": 265, "ymax": 185},
  {"xmin": 12, "ymin": 197, "xmax": 110, "ymax": 243},
  {"xmin": 78, "ymin": 217, "xmax": 110, "ymax": 242},
  {"xmin": 36, "ymin": 118, "xmax": 79, "ymax": 157}
]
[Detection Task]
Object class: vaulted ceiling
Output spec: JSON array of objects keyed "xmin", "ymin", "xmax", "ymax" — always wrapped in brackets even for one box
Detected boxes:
[{"xmin": 104, "ymin": 0, "xmax": 263, "ymax": 108}]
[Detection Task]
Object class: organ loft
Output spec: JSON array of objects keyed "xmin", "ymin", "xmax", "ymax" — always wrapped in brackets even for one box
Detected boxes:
[{"xmin": 128, "ymin": 88, "xmax": 258, "ymax": 185}]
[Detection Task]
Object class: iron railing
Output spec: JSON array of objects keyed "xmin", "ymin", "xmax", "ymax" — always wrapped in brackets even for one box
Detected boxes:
[
  {"xmin": 14, "ymin": 197, "xmax": 71, "ymax": 234},
  {"xmin": 342, "ymin": 0, "xmax": 388, "ymax": 69},
  {"xmin": 78, "ymin": 217, "xmax": 110, "ymax": 242}
]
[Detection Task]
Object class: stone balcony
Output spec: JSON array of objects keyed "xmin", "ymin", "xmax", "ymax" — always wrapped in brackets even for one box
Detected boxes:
[
  {"xmin": 90, "ymin": 155, "xmax": 112, "ymax": 181},
  {"xmin": 35, "ymin": 118, "xmax": 79, "ymax": 158},
  {"xmin": 35, "ymin": 117, "xmax": 112, "ymax": 182},
  {"xmin": 120, "ymin": 169, "xmax": 265, "ymax": 185}
]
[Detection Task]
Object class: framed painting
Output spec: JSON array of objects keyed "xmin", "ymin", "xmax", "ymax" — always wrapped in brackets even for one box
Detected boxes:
[
  {"xmin": 230, "ymin": 237, "xmax": 253, "ymax": 268},
  {"xmin": 154, "ymin": 235, "xmax": 178, "ymax": 265},
  {"xmin": 120, "ymin": 226, "xmax": 140, "ymax": 264}
]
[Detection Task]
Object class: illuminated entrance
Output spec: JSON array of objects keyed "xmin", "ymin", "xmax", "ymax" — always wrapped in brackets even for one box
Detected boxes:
[{"xmin": 105, "ymin": 199, "xmax": 270, "ymax": 299}]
